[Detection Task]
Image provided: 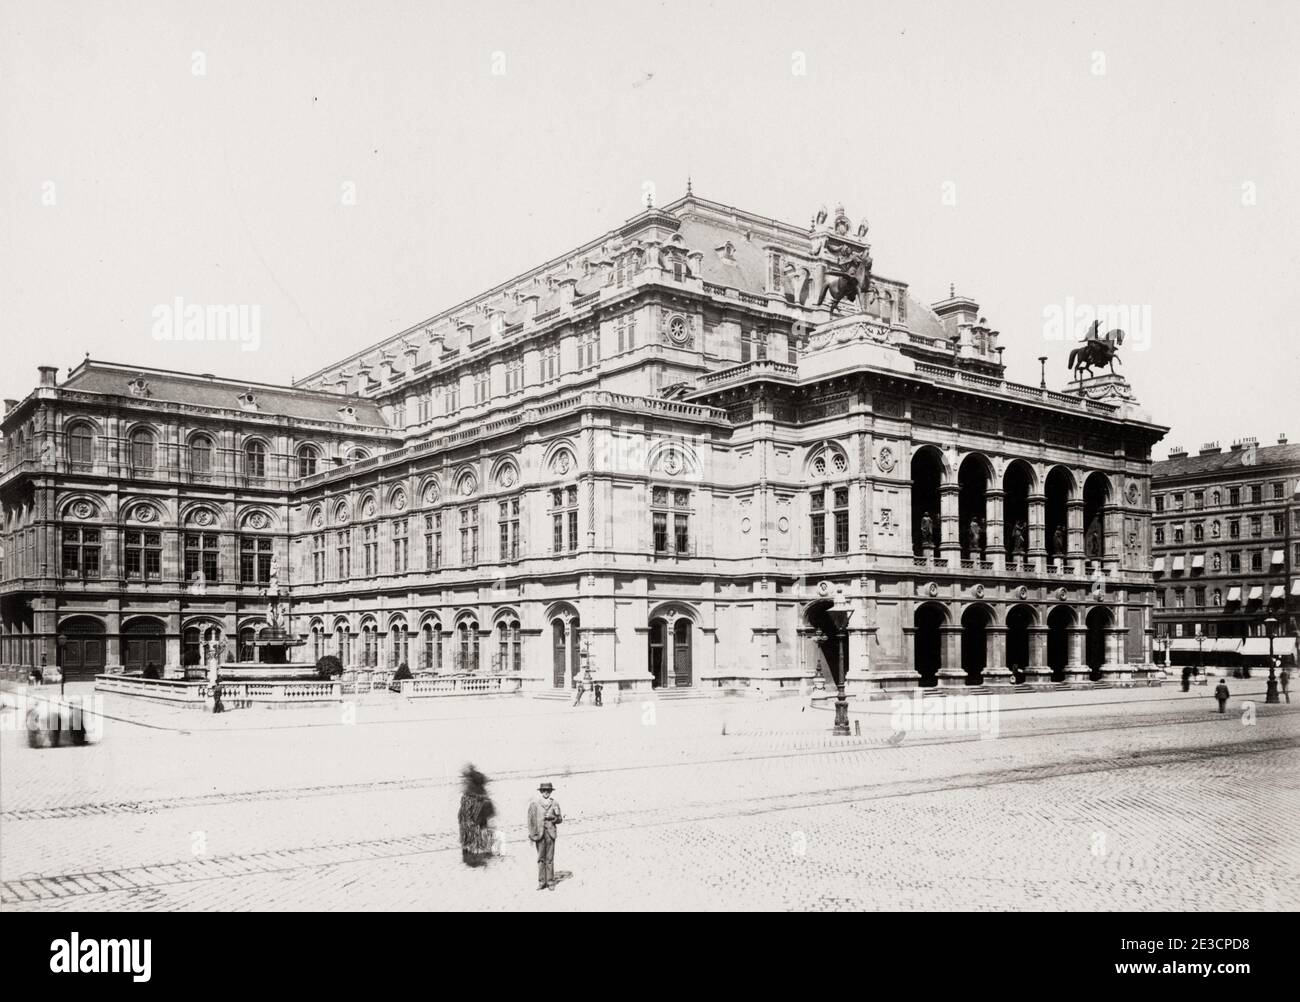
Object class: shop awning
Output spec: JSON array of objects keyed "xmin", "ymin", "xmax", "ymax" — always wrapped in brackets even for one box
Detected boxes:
[
  {"xmin": 1292, "ymin": 579, "xmax": 1300, "ymax": 596},
  {"xmin": 1242, "ymin": 637, "xmax": 1297, "ymax": 657},
  {"xmin": 1248, "ymin": 585, "xmax": 1264, "ymax": 601},
  {"xmin": 1270, "ymin": 585, "xmax": 1285, "ymax": 600},
  {"xmin": 1153, "ymin": 557, "xmax": 1166, "ymax": 573},
  {"xmin": 1272, "ymin": 549, "xmax": 1285, "ymax": 566},
  {"xmin": 1192, "ymin": 554, "xmax": 1205, "ymax": 570},
  {"xmin": 1226, "ymin": 586, "xmax": 1242, "ymax": 603},
  {"xmin": 1169, "ymin": 639, "xmax": 1202, "ymax": 651},
  {"xmin": 1172, "ymin": 555, "xmax": 1186, "ymax": 572},
  {"xmin": 1209, "ymin": 638, "xmax": 1244, "ymax": 653}
]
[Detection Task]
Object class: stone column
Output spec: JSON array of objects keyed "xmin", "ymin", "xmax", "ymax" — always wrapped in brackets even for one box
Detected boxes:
[
  {"xmin": 1028, "ymin": 494, "xmax": 1047, "ymax": 573},
  {"xmin": 1026, "ymin": 626, "xmax": 1050, "ymax": 683},
  {"xmin": 938, "ymin": 624, "xmax": 964, "ymax": 688},
  {"xmin": 1066, "ymin": 626, "xmax": 1089, "ymax": 682},
  {"xmin": 985, "ymin": 488, "xmax": 1005, "ymax": 568},
  {"xmin": 1106, "ymin": 626, "xmax": 1127, "ymax": 670},
  {"xmin": 1102, "ymin": 504, "xmax": 1122, "ymax": 574},
  {"xmin": 939, "ymin": 486, "xmax": 961, "ymax": 563},
  {"xmin": 1067, "ymin": 498, "xmax": 1085, "ymax": 574},
  {"xmin": 984, "ymin": 625, "xmax": 1012, "ymax": 684}
]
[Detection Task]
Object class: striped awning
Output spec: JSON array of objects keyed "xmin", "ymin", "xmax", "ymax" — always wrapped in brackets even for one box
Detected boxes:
[
  {"xmin": 1153, "ymin": 557, "xmax": 1166, "ymax": 573},
  {"xmin": 1271, "ymin": 585, "xmax": 1285, "ymax": 600},
  {"xmin": 1272, "ymin": 549, "xmax": 1285, "ymax": 565},
  {"xmin": 1172, "ymin": 555, "xmax": 1186, "ymax": 572},
  {"xmin": 1227, "ymin": 586, "xmax": 1242, "ymax": 603},
  {"xmin": 1248, "ymin": 585, "xmax": 1264, "ymax": 601},
  {"xmin": 1192, "ymin": 554, "xmax": 1205, "ymax": 569},
  {"xmin": 1242, "ymin": 637, "xmax": 1297, "ymax": 657},
  {"xmin": 1292, "ymin": 579, "xmax": 1300, "ymax": 596}
]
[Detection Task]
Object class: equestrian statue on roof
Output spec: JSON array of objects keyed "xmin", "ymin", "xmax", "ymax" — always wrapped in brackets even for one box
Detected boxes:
[{"xmin": 1067, "ymin": 319, "xmax": 1125, "ymax": 380}]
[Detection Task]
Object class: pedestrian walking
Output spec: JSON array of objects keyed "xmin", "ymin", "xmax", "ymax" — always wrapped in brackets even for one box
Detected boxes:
[
  {"xmin": 526, "ymin": 781, "xmax": 563, "ymax": 890},
  {"xmin": 1282, "ymin": 667, "xmax": 1291, "ymax": 703},
  {"xmin": 1214, "ymin": 679, "xmax": 1229, "ymax": 714},
  {"xmin": 457, "ymin": 765, "xmax": 497, "ymax": 868},
  {"xmin": 593, "ymin": 680, "xmax": 603, "ymax": 706},
  {"xmin": 572, "ymin": 675, "xmax": 586, "ymax": 707}
]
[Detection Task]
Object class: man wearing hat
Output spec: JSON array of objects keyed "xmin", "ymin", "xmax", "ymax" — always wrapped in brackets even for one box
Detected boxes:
[{"xmin": 527, "ymin": 781, "xmax": 563, "ymax": 890}]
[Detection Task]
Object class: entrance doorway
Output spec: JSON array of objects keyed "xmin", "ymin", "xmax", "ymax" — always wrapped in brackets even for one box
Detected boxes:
[
  {"xmin": 60, "ymin": 616, "xmax": 106, "ymax": 681},
  {"xmin": 123, "ymin": 617, "xmax": 165, "ymax": 674}
]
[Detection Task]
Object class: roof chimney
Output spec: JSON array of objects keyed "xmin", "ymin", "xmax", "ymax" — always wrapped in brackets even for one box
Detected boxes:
[
  {"xmin": 1279, "ymin": 433, "xmax": 1289, "ymax": 446},
  {"xmin": 38, "ymin": 365, "xmax": 58, "ymax": 387},
  {"xmin": 1198, "ymin": 441, "xmax": 1221, "ymax": 456},
  {"xmin": 1167, "ymin": 445, "xmax": 1187, "ymax": 459},
  {"xmin": 1230, "ymin": 436, "xmax": 1258, "ymax": 452},
  {"xmin": 4, "ymin": 398, "xmax": 17, "ymax": 415}
]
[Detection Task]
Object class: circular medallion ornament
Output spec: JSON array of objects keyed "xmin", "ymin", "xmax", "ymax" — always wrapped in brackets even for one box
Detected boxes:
[
  {"xmin": 458, "ymin": 473, "xmax": 476, "ymax": 497},
  {"xmin": 194, "ymin": 509, "xmax": 214, "ymax": 527},
  {"xmin": 1016, "ymin": 585, "xmax": 1029, "ymax": 601},
  {"xmin": 392, "ymin": 490, "xmax": 407, "ymax": 511},
  {"xmin": 424, "ymin": 483, "xmax": 440, "ymax": 506},
  {"xmin": 247, "ymin": 511, "xmax": 269, "ymax": 529},
  {"xmin": 876, "ymin": 445, "xmax": 896, "ymax": 473},
  {"xmin": 972, "ymin": 584, "xmax": 986, "ymax": 599},
  {"xmin": 135, "ymin": 505, "xmax": 156, "ymax": 523},
  {"xmin": 668, "ymin": 315, "xmax": 689, "ymax": 345},
  {"xmin": 740, "ymin": 517, "xmax": 752, "ymax": 534},
  {"xmin": 817, "ymin": 581, "xmax": 833, "ymax": 597},
  {"xmin": 1126, "ymin": 482, "xmax": 1140, "ymax": 505},
  {"xmin": 662, "ymin": 451, "xmax": 683, "ymax": 476},
  {"xmin": 553, "ymin": 452, "xmax": 572, "ymax": 476},
  {"xmin": 778, "ymin": 516, "xmax": 789, "ymax": 533},
  {"xmin": 364, "ymin": 499, "xmax": 377, "ymax": 518},
  {"xmin": 499, "ymin": 466, "xmax": 517, "ymax": 489},
  {"xmin": 72, "ymin": 501, "xmax": 93, "ymax": 519},
  {"xmin": 312, "ymin": 512, "xmax": 324, "ymax": 529},
  {"xmin": 927, "ymin": 582, "xmax": 940, "ymax": 598},
  {"xmin": 1055, "ymin": 587, "xmax": 1068, "ymax": 601}
]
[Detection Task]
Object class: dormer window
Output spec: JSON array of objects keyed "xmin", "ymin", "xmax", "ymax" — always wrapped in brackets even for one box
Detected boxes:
[
  {"xmin": 237, "ymin": 390, "xmax": 258, "ymax": 411},
  {"xmin": 715, "ymin": 241, "xmax": 736, "ymax": 262},
  {"xmin": 127, "ymin": 376, "xmax": 150, "ymax": 397}
]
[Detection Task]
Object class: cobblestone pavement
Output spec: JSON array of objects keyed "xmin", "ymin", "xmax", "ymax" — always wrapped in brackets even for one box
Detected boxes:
[{"xmin": 2, "ymin": 683, "xmax": 1296, "ymax": 910}]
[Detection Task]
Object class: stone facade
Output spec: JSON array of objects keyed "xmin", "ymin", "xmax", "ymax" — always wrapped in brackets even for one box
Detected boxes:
[
  {"xmin": 1150, "ymin": 437, "xmax": 1299, "ymax": 662},
  {"xmin": 0, "ymin": 193, "xmax": 1168, "ymax": 693}
]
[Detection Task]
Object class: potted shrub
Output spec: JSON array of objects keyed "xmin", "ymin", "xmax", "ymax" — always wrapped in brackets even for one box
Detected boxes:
[
  {"xmin": 316, "ymin": 654, "xmax": 343, "ymax": 681},
  {"xmin": 393, "ymin": 662, "xmax": 413, "ymax": 681}
]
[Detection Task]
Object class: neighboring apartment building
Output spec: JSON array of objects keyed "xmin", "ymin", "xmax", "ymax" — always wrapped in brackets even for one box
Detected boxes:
[
  {"xmin": 1150, "ymin": 436, "xmax": 1300, "ymax": 665},
  {"xmin": 1, "ymin": 192, "xmax": 1168, "ymax": 693}
]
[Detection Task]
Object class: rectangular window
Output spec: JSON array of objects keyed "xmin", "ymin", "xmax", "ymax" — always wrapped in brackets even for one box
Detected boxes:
[
  {"xmin": 674, "ymin": 513, "xmax": 689, "ymax": 553},
  {"xmin": 363, "ymin": 526, "xmax": 378, "ymax": 576},
  {"xmin": 1154, "ymin": 496, "xmax": 1164, "ymax": 513},
  {"xmin": 499, "ymin": 499, "xmax": 520, "ymax": 561},
  {"xmin": 311, "ymin": 533, "xmax": 326, "ymax": 583},
  {"xmin": 616, "ymin": 314, "xmax": 638, "ymax": 353},
  {"xmin": 1250, "ymin": 551, "xmax": 1262, "ymax": 571},
  {"xmin": 1193, "ymin": 491, "xmax": 1204, "ymax": 509},
  {"xmin": 1250, "ymin": 484, "xmax": 1262, "ymax": 504},
  {"xmin": 1272, "ymin": 514, "xmax": 1284, "ymax": 535},
  {"xmin": 1249, "ymin": 515, "xmax": 1262, "ymax": 537},
  {"xmin": 833, "ymin": 487, "xmax": 850, "ymax": 554},
  {"xmin": 580, "ymin": 330, "xmax": 600, "ymax": 369},
  {"xmin": 186, "ymin": 533, "xmax": 221, "ymax": 583},
  {"xmin": 336, "ymin": 529, "xmax": 352, "ymax": 578},
  {"xmin": 473, "ymin": 369, "xmax": 490, "ymax": 405},
  {"xmin": 1229, "ymin": 519, "xmax": 1240, "ymax": 539},
  {"xmin": 425, "ymin": 513, "xmax": 442, "ymax": 569},
  {"xmin": 459, "ymin": 506, "xmax": 479, "ymax": 564},
  {"xmin": 552, "ymin": 488, "xmax": 577, "ymax": 553},
  {"xmin": 653, "ymin": 512, "xmax": 668, "ymax": 553},
  {"xmin": 542, "ymin": 344, "xmax": 560, "ymax": 382},
  {"xmin": 240, "ymin": 536, "xmax": 272, "ymax": 584},
  {"xmin": 392, "ymin": 518, "xmax": 408, "ymax": 573},
  {"xmin": 741, "ymin": 330, "xmax": 753, "ymax": 363},
  {"xmin": 504, "ymin": 357, "xmax": 524, "ymax": 394},
  {"xmin": 1229, "ymin": 552, "xmax": 1240, "ymax": 572},
  {"xmin": 1272, "ymin": 481, "xmax": 1284, "ymax": 500},
  {"xmin": 1229, "ymin": 487, "xmax": 1240, "ymax": 506},
  {"xmin": 444, "ymin": 382, "xmax": 460, "ymax": 413},
  {"xmin": 62, "ymin": 527, "xmax": 101, "ymax": 579},
  {"xmin": 810, "ymin": 491, "xmax": 826, "ymax": 554}
]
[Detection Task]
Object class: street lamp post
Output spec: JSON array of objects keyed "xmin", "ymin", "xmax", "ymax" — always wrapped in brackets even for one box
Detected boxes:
[
  {"xmin": 1265, "ymin": 616, "xmax": 1280, "ymax": 704},
  {"xmin": 827, "ymin": 604, "xmax": 854, "ymax": 736},
  {"xmin": 1038, "ymin": 356, "xmax": 1049, "ymax": 389},
  {"xmin": 1196, "ymin": 633, "xmax": 1205, "ymax": 681},
  {"xmin": 57, "ymin": 633, "xmax": 67, "ymax": 698}
]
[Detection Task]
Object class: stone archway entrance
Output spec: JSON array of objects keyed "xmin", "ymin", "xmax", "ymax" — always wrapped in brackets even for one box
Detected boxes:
[
  {"xmin": 648, "ymin": 614, "xmax": 693, "ymax": 688},
  {"xmin": 551, "ymin": 614, "xmax": 580, "ymax": 689},
  {"xmin": 1086, "ymin": 606, "xmax": 1111, "ymax": 681},
  {"xmin": 60, "ymin": 616, "xmax": 106, "ymax": 681},
  {"xmin": 123, "ymin": 617, "xmax": 165, "ymax": 674},
  {"xmin": 914, "ymin": 603, "xmax": 946, "ymax": 687},
  {"xmin": 1047, "ymin": 606, "xmax": 1074, "ymax": 682},
  {"xmin": 960, "ymin": 605, "xmax": 992, "ymax": 685},
  {"xmin": 1005, "ymin": 605, "xmax": 1035, "ymax": 683},
  {"xmin": 804, "ymin": 600, "xmax": 842, "ymax": 688}
]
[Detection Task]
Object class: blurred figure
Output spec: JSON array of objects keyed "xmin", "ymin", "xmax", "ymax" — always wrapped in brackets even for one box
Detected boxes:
[{"xmin": 457, "ymin": 765, "xmax": 497, "ymax": 868}]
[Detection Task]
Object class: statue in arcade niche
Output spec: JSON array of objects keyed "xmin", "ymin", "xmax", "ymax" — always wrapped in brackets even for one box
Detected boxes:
[
  {"xmin": 919, "ymin": 511, "xmax": 934, "ymax": 553},
  {"xmin": 1086, "ymin": 516, "xmax": 1103, "ymax": 557},
  {"xmin": 1011, "ymin": 520, "xmax": 1027, "ymax": 558},
  {"xmin": 1053, "ymin": 524, "xmax": 1067, "ymax": 556},
  {"xmin": 968, "ymin": 516, "xmax": 983, "ymax": 557}
]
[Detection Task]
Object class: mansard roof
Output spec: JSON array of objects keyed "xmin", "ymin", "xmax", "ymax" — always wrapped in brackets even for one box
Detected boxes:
[
  {"xmin": 60, "ymin": 360, "xmax": 389, "ymax": 428},
  {"xmin": 1153, "ymin": 442, "xmax": 1300, "ymax": 481}
]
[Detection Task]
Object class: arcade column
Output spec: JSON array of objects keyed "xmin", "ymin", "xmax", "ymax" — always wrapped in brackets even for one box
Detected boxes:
[
  {"xmin": 984, "ymin": 625, "xmax": 1012, "ymax": 684},
  {"xmin": 1066, "ymin": 626, "xmax": 1090, "ymax": 682},
  {"xmin": 939, "ymin": 485, "xmax": 961, "ymax": 562},
  {"xmin": 1025, "ymin": 626, "xmax": 1051, "ymax": 683},
  {"xmin": 937, "ymin": 624, "xmax": 965, "ymax": 688}
]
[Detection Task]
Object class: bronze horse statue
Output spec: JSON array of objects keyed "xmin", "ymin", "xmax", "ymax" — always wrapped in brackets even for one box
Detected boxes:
[
  {"xmin": 815, "ymin": 250, "xmax": 873, "ymax": 316},
  {"xmin": 1067, "ymin": 322, "xmax": 1125, "ymax": 379}
]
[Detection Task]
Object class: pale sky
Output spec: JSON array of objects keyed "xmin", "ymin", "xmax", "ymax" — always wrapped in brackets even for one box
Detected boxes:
[{"xmin": 3, "ymin": 0, "xmax": 1297, "ymax": 457}]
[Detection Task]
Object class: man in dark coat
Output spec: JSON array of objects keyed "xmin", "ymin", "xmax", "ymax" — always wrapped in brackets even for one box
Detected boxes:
[
  {"xmin": 527, "ymin": 781, "xmax": 563, "ymax": 890},
  {"xmin": 457, "ymin": 765, "xmax": 496, "ymax": 867},
  {"xmin": 1214, "ymin": 679, "xmax": 1230, "ymax": 714}
]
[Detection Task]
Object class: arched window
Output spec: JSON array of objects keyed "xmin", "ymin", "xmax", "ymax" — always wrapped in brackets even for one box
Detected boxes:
[
  {"xmin": 130, "ymin": 429, "xmax": 156, "ymax": 470},
  {"xmin": 297, "ymin": 445, "xmax": 319, "ymax": 479},
  {"xmin": 190, "ymin": 435, "xmax": 213, "ymax": 478},
  {"xmin": 350, "ymin": 448, "xmax": 369, "ymax": 463},
  {"xmin": 67, "ymin": 423, "xmax": 94, "ymax": 468},
  {"xmin": 497, "ymin": 618, "xmax": 521, "ymax": 673},
  {"xmin": 361, "ymin": 621, "xmax": 377, "ymax": 668},
  {"xmin": 245, "ymin": 440, "xmax": 267, "ymax": 480},
  {"xmin": 457, "ymin": 620, "xmax": 479, "ymax": 673},
  {"xmin": 334, "ymin": 622, "xmax": 352, "ymax": 665},
  {"xmin": 422, "ymin": 621, "xmax": 442, "ymax": 673},
  {"xmin": 390, "ymin": 621, "xmax": 409, "ymax": 669}
]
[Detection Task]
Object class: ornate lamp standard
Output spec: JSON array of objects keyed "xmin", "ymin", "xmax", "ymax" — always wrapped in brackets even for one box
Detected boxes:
[
  {"xmin": 1265, "ymin": 616, "xmax": 1280, "ymax": 704},
  {"xmin": 1195, "ymin": 631, "xmax": 1205, "ymax": 680},
  {"xmin": 827, "ymin": 603, "xmax": 853, "ymax": 736}
]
